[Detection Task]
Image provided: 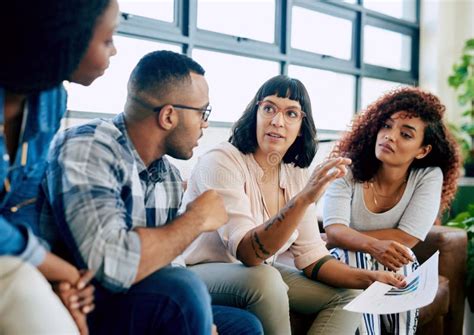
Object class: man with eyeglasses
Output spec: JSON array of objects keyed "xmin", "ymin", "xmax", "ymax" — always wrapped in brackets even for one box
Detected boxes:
[{"xmin": 40, "ymin": 50, "xmax": 262, "ymax": 334}]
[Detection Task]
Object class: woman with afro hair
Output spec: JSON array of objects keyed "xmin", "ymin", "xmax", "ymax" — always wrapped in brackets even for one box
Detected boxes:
[{"xmin": 322, "ymin": 87, "xmax": 460, "ymax": 335}]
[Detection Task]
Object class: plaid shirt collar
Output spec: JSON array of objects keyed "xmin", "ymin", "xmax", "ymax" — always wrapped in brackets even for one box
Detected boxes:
[{"xmin": 112, "ymin": 113, "xmax": 171, "ymax": 184}]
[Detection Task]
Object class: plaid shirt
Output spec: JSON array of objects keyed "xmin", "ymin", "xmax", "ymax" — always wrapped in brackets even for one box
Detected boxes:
[{"xmin": 41, "ymin": 113, "xmax": 183, "ymax": 292}]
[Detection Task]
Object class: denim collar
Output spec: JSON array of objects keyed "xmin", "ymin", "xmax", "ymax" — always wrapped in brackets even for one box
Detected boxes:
[{"xmin": 0, "ymin": 86, "xmax": 66, "ymax": 141}]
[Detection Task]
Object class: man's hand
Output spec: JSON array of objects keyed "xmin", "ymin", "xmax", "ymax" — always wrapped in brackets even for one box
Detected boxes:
[
  {"xmin": 53, "ymin": 270, "xmax": 96, "ymax": 335},
  {"xmin": 299, "ymin": 157, "xmax": 352, "ymax": 205},
  {"xmin": 368, "ymin": 239, "xmax": 414, "ymax": 271},
  {"xmin": 186, "ymin": 190, "xmax": 228, "ymax": 232}
]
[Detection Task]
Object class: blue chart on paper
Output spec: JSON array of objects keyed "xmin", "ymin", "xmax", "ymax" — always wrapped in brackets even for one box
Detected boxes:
[{"xmin": 384, "ymin": 276, "xmax": 419, "ymax": 296}]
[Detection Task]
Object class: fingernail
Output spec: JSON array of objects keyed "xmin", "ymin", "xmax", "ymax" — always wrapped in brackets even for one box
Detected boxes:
[
  {"xmin": 71, "ymin": 303, "xmax": 80, "ymax": 309},
  {"xmin": 83, "ymin": 306, "xmax": 91, "ymax": 313},
  {"xmin": 69, "ymin": 295, "xmax": 78, "ymax": 303},
  {"xmin": 77, "ymin": 281, "xmax": 86, "ymax": 290}
]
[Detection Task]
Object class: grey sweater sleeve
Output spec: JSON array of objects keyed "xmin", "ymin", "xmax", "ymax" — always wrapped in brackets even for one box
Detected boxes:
[
  {"xmin": 397, "ymin": 167, "xmax": 443, "ymax": 241},
  {"xmin": 322, "ymin": 170, "xmax": 354, "ymax": 228}
]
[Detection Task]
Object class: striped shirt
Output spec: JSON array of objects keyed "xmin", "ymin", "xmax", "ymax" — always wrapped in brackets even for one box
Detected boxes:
[{"xmin": 40, "ymin": 113, "xmax": 183, "ymax": 292}]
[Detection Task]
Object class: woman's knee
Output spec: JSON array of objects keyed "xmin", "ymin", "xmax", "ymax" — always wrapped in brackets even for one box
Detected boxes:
[
  {"xmin": 331, "ymin": 288, "xmax": 361, "ymax": 306},
  {"xmin": 2, "ymin": 259, "xmax": 52, "ymax": 298},
  {"xmin": 245, "ymin": 265, "xmax": 288, "ymax": 303}
]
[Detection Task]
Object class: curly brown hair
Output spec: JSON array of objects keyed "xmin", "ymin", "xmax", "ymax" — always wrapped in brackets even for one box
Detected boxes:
[{"xmin": 332, "ymin": 86, "xmax": 461, "ymax": 214}]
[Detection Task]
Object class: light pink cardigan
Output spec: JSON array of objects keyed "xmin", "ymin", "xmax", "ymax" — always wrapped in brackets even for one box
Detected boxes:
[{"xmin": 181, "ymin": 142, "xmax": 329, "ymax": 270}]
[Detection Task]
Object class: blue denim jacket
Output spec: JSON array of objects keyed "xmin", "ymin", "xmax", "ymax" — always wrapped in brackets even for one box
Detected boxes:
[{"xmin": 0, "ymin": 85, "xmax": 66, "ymax": 265}]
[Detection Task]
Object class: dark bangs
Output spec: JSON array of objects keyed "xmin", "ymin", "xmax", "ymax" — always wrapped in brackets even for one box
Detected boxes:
[
  {"xmin": 261, "ymin": 75, "xmax": 307, "ymax": 104},
  {"xmin": 229, "ymin": 75, "xmax": 318, "ymax": 168}
]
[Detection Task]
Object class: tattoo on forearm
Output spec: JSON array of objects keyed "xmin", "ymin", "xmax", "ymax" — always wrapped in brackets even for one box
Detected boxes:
[
  {"xmin": 251, "ymin": 231, "xmax": 270, "ymax": 260},
  {"xmin": 264, "ymin": 200, "xmax": 295, "ymax": 231}
]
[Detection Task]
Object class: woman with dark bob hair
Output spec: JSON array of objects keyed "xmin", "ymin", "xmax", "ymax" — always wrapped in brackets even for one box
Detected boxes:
[
  {"xmin": 323, "ymin": 87, "xmax": 460, "ymax": 335},
  {"xmin": 179, "ymin": 75, "xmax": 406, "ymax": 335}
]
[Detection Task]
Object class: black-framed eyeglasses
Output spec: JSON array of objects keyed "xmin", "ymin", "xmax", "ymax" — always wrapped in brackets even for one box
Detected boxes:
[{"xmin": 153, "ymin": 104, "xmax": 212, "ymax": 122}]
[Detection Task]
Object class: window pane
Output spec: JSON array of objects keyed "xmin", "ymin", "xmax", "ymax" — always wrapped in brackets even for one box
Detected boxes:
[
  {"xmin": 364, "ymin": 0, "xmax": 416, "ymax": 22},
  {"xmin": 67, "ymin": 35, "xmax": 180, "ymax": 114},
  {"xmin": 288, "ymin": 65, "xmax": 355, "ymax": 131},
  {"xmin": 292, "ymin": 7, "xmax": 352, "ymax": 60},
  {"xmin": 197, "ymin": 0, "xmax": 275, "ymax": 43},
  {"xmin": 118, "ymin": 0, "xmax": 174, "ymax": 22},
  {"xmin": 361, "ymin": 77, "xmax": 409, "ymax": 110},
  {"xmin": 364, "ymin": 26, "xmax": 411, "ymax": 71},
  {"xmin": 192, "ymin": 49, "xmax": 279, "ymax": 122}
]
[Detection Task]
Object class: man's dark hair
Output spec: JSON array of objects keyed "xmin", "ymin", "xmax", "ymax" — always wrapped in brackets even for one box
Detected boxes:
[
  {"xmin": 229, "ymin": 75, "xmax": 318, "ymax": 168},
  {"xmin": 128, "ymin": 50, "xmax": 205, "ymax": 99},
  {"xmin": 0, "ymin": 0, "xmax": 111, "ymax": 93}
]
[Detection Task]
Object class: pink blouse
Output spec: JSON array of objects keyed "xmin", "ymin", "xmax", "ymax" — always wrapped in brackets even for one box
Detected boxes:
[{"xmin": 180, "ymin": 142, "xmax": 329, "ymax": 270}]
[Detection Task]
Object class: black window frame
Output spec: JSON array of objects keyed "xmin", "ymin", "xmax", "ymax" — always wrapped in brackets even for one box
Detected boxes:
[{"xmin": 69, "ymin": 0, "xmax": 420, "ymax": 135}]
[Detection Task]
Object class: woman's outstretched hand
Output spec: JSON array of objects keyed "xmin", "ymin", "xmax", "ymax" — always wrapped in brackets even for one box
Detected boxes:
[{"xmin": 300, "ymin": 157, "xmax": 352, "ymax": 204}]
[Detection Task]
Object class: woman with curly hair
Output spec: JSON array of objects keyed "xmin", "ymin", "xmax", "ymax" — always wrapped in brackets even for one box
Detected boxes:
[{"xmin": 323, "ymin": 86, "xmax": 460, "ymax": 335}]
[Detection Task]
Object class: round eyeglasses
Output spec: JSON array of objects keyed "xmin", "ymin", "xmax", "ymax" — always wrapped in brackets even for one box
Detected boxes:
[
  {"xmin": 256, "ymin": 101, "xmax": 306, "ymax": 124},
  {"xmin": 154, "ymin": 104, "xmax": 212, "ymax": 122}
]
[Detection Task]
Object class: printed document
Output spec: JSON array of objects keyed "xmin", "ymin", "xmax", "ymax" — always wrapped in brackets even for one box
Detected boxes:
[{"xmin": 344, "ymin": 251, "xmax": 439, "ymax": 314}]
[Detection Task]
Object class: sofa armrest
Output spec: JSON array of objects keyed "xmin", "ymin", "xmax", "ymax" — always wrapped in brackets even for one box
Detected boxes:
[{"xmin": 412, "ymin": 225, "xmax": 467, "ymax": 335}]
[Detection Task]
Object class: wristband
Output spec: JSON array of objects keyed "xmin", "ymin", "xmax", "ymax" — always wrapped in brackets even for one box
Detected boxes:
[{"xmin": 311, "ymin": 255, "xmax": 334, "ymax": 280}]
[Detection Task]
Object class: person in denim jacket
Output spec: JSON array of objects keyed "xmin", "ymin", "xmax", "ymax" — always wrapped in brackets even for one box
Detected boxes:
[{"xmin": 0, "ymin": 1, "xmax": 119, "ymax": 334}]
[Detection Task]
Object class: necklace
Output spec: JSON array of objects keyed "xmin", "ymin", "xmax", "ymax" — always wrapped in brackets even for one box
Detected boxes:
[
  {"xmin": 261, "ymin": 167, "xmax": 281, "ymax": 219},
  {"xmin": 369, "ymin": 177, "xmax": 407, "ymax": 210},
  {"xmin": 259, "ymin": 164, "xmax": 281, "ymax": 265}
]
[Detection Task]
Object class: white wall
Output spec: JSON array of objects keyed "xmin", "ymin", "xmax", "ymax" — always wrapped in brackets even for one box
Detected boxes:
[{"xmin": 419, "ymin": 0, "xmax": 474, "ymax": 124}]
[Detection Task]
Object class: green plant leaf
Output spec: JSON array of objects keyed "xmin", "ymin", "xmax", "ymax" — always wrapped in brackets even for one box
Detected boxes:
[
  {"xmin": 453, "ymin": 211, "xmax": 471, "ymax": 222},
  {"xmin": 467, "ymin": 218, "xmax": 474, "ymax": 229},
  {"xmin": 448, "ymin": 122, "xmax": 472, "ymax": 159},
  {"xmin": 462, "ymin": 109, "xmax": 474, "ymax": 117},
  {"xmin": 465, "ymin": 38, "xmax": 474, "ymax": 50},
  {"xmin": 447, "ymin": 197, "xmax": 474, "ymax": 287},
  {"xmin": 461, "ymin": 124, "xmax": 474, "ymax": 136},
  {"xmin": 449, "ymin": 64, "xmax": 468, "ymax": 89},
  {"xmin": 446, "ymin": 221, "xmax": 466, "ymax": 229},
  {"xmin": 463, "ymin": 55, "xmax": 472, "ymax": 66},
  {"xmin": 456, "ymin": 64, "xmax": 469, "ymax": 77},
  {"xmin": 459, "ymin": 92, "xmax": 471, "ymax": 106},
  {"xmin": 467, "ymin": 77, "xmax": 474, "ymax": 97},
  {"xmin": 448, "ymin": 75, "xmax": 461, "ymax": 88}
]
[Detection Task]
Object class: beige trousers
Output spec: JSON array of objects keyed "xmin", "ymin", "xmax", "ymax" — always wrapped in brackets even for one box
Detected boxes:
[
  {"xmin": 0, "ymin": 257, "xmax": 79, "ymax": 335},
  {"xmin": 190, "ymin": 262, "xmax": 361, "ymax": 335}
]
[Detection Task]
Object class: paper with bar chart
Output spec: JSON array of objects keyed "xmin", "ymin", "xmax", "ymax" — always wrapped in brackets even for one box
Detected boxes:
[{"xmin": 343, "ymin": 251, "xmax": 439, "ymax": 314}]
